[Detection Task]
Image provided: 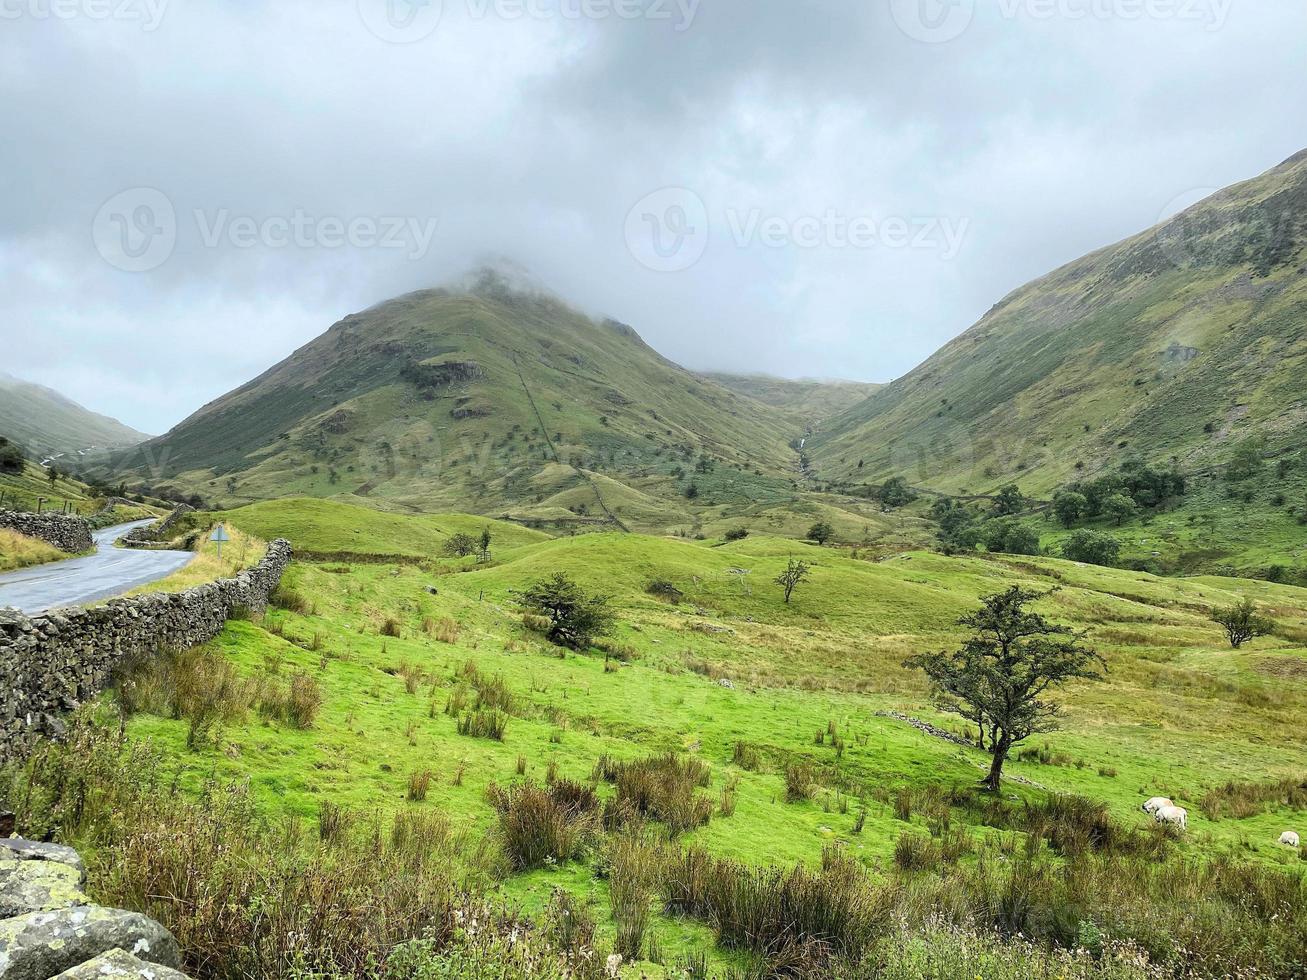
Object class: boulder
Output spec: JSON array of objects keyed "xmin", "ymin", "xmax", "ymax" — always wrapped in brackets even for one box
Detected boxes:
[
  {"xmin": 0, "ymin": 858, "xmax": 89, "ymax": 918},
  {"xmin": 0, "ymin": 907, "xmax": 182, "ymax": 980},
  {"xmin": 0, "ymin": 839, "xmax": 87, "ymax": 884},
  {"xmin": 51, "ymin": 947, "xmax": 190, "ymax": 980}
]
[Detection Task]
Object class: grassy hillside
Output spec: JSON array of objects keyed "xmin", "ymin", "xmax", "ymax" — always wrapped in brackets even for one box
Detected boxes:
[
  {"xmin": 810, "ymin": 149, "xmax": 1307, "ymax": 496},
  {"xmin": 10, "ymin": 506, "xmax": 1305, "ymax": 978},
  {"xmin": 702, "ymin": 373, "xmax": 880, "ymax": 425},
  {"xmin": 212, "ymin": 498, "xmax": 552, "ymax": 559},
  {"xmin": 106, "ymin": 273, "xmax": 805, "ymax": 533},
  {"xmin": 0, "ymin": 371, "xmax": 148, "ymax": 458},
  {"xmin": 0, "ymin": 458, "xmax": 106, "ymax": 515}
]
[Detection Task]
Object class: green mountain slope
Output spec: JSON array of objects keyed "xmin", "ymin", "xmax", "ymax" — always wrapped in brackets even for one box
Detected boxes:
[
  {"xmin": 0, "ymin": 372, "xmax": 148, "ymax": 458},
  {"xmin": 810, "ymin": 149, "xmax": 1307, "ymax": 494},
  {"xmin": 701, "ymin": 373, "xmax": 880, "ymax": 424},
  {"xmin": 110, "ymin": 273, "xmax": 806, "ymax": 529}
]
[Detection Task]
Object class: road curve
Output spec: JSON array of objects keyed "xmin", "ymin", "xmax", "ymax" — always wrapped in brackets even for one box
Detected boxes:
[{"xmin": 0, "ymin": 520, "xmax": 196, "ymax": 615}]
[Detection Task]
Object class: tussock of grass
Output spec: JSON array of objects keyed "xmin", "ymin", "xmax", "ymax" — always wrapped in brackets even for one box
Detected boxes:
[
  {"xmin": 486, "ymin": 779, "xmax": 600, "ymax": 870},
  {"xmin": 1200, "ymin": 775, "xmax": 1307, "ymax": 820},
  {"xmin": 457, "ymin": 709, "xmax": 508, "ymax": 740},
  {"xmin": 595, "ymin": 753, "xmax": 714, "ymax": 836}
]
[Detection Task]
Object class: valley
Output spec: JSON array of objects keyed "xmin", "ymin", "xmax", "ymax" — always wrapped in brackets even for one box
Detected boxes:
[{"xmin": 2, "ymin": 151, "xmax": 1306, "ymax": 979}]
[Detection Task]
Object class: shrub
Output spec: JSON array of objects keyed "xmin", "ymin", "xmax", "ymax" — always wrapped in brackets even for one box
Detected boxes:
[
  {"xmin": 116, "ymin": 645, "xmax": 253, "ymax": 726},
  {"xmin": 472, "ymin": 673, "xmax": 516, "ymax": 714},
  {"xmin": 380, "ymin": 617, "xmax": 403, "ymax": 638},
  {"xmin": 723, "ymin": 526, "xmax": 750, "ymax": 542},
  {"xmin": 319, "ymin": 800, "xmax": 350, "ymax": 844},
  {"xmin": 1200, "ymin": 776, "xmax": 1307, "ymax": 820}
]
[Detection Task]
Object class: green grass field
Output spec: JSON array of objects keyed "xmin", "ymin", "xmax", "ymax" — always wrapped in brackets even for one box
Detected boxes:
[{"xmin": 62, "ymin": 498, "xmax": 1304, "ymax": 976}]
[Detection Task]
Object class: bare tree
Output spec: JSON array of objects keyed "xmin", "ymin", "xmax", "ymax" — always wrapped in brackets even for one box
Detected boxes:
[{"xmin": 774, "ymin": 558, "xmax": 811, "ymax": 605}]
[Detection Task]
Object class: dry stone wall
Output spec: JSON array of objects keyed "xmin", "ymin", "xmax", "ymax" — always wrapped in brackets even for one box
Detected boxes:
[
  {"xmin": 0, "ymin": 539, "xmax": 291, "ymax": 763},
  {"xmin": 0, "ymin": 511, "xmax": 93, "ymax": 554},
  {"xmin": 120, "ymin": 504, "xmax": 194, "ymax": 547}
]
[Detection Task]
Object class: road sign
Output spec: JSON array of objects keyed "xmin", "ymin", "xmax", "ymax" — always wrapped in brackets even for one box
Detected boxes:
[{"xmin": 210, "ymin": 523, "xmax": 230, "ymax": 557}]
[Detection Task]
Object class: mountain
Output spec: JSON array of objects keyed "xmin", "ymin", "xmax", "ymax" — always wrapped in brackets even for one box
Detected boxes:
[
  {"xmin": 108, "ymin": 272, "xmax": 811, "ymax": 529},
  {"xmin": 809, "ymin": 149, "xmax": 1307, "ymax": 494},
  {"xmin": 701, "ymin": 373, "xmax": 880, "ymax": 425},
  {"xmin": 0, "ymin": 372, "xmax": 149, "ymax": 460}
]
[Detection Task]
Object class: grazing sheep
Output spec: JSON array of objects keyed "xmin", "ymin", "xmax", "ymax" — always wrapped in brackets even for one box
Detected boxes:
[
  {"xmin": 1142, "ymin": 796, "xmax": 1173, "ymax": 814},
  {"xmin": 1280, "ymin": 831, "xmax": 1300, "ymax": 848},
  {"xmin": 1154, "ymin": 805, "xmax": 1187, "ymax": 831}
]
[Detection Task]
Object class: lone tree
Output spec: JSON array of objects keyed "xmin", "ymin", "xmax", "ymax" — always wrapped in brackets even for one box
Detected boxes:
[
  {"xmin": 47, "ymin": 466, "xmax": 59, "ymax": 488},
  {"xmin": 444, "ymin": 532, "xmax": 477, "ymax": 558},
  {"xmin": 477, "ymin": 526, "xmax": 493, "ymax": 563},
  {"xmin": 807, "ymin": 521, "xmax": 834, "ymax": 546},
  {"xmin": 519, "ymin": 572, "xmax": 615, "ymax": 649},
  {"xmin": 906, "ymin": 586, "xmax": 1105, "ymax": 791},
  {"xmin": 774, "ymin": 558, "xmax": 811, "ymax": 604},
  {"xmin": 1211, "ymin": 597, "xmax": 1272, "ymax": 648}
]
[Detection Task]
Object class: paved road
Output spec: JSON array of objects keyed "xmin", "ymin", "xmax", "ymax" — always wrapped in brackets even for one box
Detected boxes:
[{"xmin": 0, "ymin": 520, "xmax": 195, "ymax": 615}]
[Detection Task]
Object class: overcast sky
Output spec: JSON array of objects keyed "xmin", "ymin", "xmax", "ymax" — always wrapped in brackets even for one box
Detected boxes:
[{"xmin": 2, "ymin": 0, "xmax": 1304, "ymax": 435}]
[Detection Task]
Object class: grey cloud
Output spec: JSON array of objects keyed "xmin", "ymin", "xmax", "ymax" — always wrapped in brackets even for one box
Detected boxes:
[{"xmin": 0, "ymin": 0, "xmax": 1304, "ymax": 433}]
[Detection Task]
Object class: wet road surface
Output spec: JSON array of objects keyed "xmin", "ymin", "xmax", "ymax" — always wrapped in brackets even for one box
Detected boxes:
[{"xmin": 0, "ymin": 520, "xmax": 194, "ymax": 614}]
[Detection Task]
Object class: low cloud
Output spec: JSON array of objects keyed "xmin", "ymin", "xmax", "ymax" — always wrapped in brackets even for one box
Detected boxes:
[{"xmin": 1, "ymin": 1, "xmax": 1304, "ymax": 433}]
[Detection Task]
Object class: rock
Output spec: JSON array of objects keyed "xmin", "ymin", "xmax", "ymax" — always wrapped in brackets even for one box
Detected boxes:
[
  {"xmin": 717, "ymin": 678, "xmax": 735, "ymax": 689},
  {"xmin": 0, "ymin": 907, "xmax": 182, "ymax": 980},
  {"xmin": 0, "ymin": 858, "xmax": 90, "ymax": 918},
  {"xmin": 51, "ymin": 947, "xmax": 190, "ymax": 980},
  {"xmin": 0, "ymin": 840, "xmax": 86, "ymax": 886}
]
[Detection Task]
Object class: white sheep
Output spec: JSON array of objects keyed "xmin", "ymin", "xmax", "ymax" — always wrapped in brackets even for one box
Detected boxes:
[
  {"xmin": 1154, "ymin": 805, "xmax": 1187, "ymax": 831},
  {"xmin": 1142, "ymin": 796, "xmax": 1172, "ymax": 815},
  {"xmin": 1280, "ymin": 831, "xmax": 1300, "ymax": 848}
]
